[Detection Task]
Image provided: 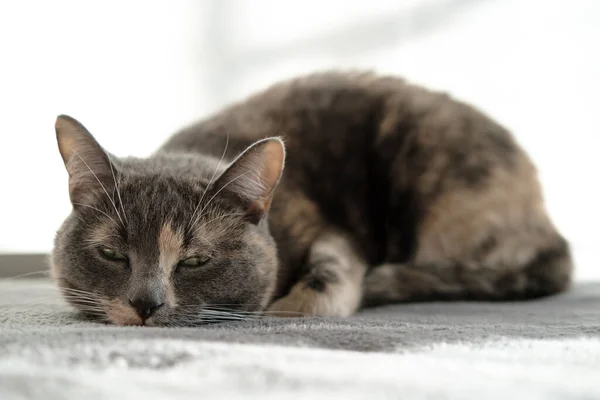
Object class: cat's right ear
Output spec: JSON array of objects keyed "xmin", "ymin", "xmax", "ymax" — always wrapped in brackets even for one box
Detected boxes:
[
  {"xmin": 211, "ymin": 137, "xmax": 285, "ymax": 223},
  {"xmin": 55, "ymin": 115, "xmax": 116, "ymax": 205}
]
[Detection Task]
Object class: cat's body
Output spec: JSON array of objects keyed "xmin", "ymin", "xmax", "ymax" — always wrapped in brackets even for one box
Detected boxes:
[{"xmin": 51, "ymin": 71, "xmax": 572, "ymax": 325}]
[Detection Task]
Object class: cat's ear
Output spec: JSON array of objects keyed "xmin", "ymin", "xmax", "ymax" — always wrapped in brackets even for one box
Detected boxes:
[
  {"xmin": 212, "ymin": 137, "xmax": 285, "ymax": 223},
  {"xmin": 55, "ymin": 115, "xmax": 116, "ymax": 205}
]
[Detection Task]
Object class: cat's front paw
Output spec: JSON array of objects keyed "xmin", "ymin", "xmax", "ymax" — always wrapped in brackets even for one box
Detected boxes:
[
  {"xmin": 265, "ymin": 293, "xmax": 310, "ymax": 318},
  {"xmin": 265, "ymin": 281, "xmax": 359, "ymax": 318}
]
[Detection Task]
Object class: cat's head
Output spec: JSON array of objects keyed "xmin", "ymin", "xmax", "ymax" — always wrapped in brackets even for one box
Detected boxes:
[{"xmin": 51, "ymin": 115, "xmax": 285, "ymax": 326}]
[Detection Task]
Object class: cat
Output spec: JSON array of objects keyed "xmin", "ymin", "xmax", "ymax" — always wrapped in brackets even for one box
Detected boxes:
[{"xmin": 51, "ymin": 71, "xmax": 572, "ymax": 326}]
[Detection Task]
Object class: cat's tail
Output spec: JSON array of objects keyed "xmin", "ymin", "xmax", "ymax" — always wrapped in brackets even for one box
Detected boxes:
[{"xmin": 361, "ymin": 238, "xmax": 573, "ymax": 307}]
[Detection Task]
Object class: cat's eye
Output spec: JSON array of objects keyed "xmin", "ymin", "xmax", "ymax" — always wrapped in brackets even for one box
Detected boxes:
[
  {"xmin": 99, "ymin": 248, "xmax": 128, "ymax": 261},
  {"xmin": 178, "ymin": 256, "xmax": 210, "ymax": 268}
]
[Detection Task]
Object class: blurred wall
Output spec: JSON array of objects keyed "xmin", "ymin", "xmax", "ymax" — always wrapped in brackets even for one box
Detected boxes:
[
  {"xmin": 0, "ymin": 0, "xmax": 598, "ymax": 280},
  {"xmin": 0, "ymin": 0, "xmax": 205, "ymax": 252}
]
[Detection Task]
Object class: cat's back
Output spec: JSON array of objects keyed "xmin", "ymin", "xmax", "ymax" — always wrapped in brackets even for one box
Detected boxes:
[
  {"xmin": 160, "ymin": 71, "xmax": 571, "ymax": 300},
  {"xmin": 161, "ymin": 70, "xmax": 508, "ymax": 164},
  {"xmin": 161, "ymin": 70, "xmax": 424, "ymax": 157},
  {"xmin": 160, "ymin": 70, "xmax": 533, "ymax": 261}
]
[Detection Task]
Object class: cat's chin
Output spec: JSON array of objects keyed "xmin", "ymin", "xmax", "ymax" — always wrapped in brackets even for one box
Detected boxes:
[
  {"xmin": 104, "ymin": 314, "xmax": 161, "ymax": 327},
  {"xmin": 78, "ymin": 309, "xmax": 189, "ymax": 327}
]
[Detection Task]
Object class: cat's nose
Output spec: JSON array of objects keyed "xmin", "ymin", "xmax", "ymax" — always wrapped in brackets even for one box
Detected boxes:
[{"xmin": 128, "ymin": 297, "xmax": 164, "ymax": 320}]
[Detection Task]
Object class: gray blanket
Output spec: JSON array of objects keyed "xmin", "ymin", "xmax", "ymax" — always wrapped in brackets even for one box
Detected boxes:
[{"xmin": 1, "ymin": 279, "xmax": 600, "ymax": 399}]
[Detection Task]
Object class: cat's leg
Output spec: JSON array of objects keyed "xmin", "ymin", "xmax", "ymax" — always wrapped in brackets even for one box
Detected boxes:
[
  {"xmin": 362, "ymin": 236, "xmax": 571, "ymax": 307},
  {"xmin": 362, "ymin": 242, "xmax": 571, "ymax": 307},
  {"xmin": 267, "ymin": 232, "xmax": 367, "ymax": 317},
  {"xmin": 363, "ymin": 135, "xmax": 572, "ymax": 306},
  {"xmin": 362, "ymin": 198, "xmax": 572, "ymax": 306}
]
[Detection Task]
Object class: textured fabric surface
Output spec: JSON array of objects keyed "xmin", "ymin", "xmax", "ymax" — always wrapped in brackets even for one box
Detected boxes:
[{"xmin": 1, "ymin": 279, "xmax": 600, "ymax": 399}]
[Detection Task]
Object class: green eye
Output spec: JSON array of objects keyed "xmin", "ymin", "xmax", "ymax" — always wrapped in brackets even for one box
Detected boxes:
[
  {"xmin": 178, "ymin": 256, "xmax": 210, "ymax": 267},
  {"xmin": 99, "ymin": 248, "xmax": 128, "ymax": 261}
]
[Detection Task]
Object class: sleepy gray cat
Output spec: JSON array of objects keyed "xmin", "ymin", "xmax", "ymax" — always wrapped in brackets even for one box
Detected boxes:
[{"xmin": 51, "ymin": 71, "xmax": 572, "ymax": 326}]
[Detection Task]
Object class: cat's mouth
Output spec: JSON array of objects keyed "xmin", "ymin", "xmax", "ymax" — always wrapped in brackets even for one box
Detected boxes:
[
  {"xmin": 102, "ymin": 303, "xmax": 261, "ymax": 327},
  {"xmin": 104, "ymin": 299, "xmax": 147, "ymax": 326}
]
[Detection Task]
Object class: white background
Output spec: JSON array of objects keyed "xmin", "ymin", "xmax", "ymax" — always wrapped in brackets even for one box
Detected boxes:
[{"xmin": 0, "ymin": 0, "xmax": 598, "ymax": 280}]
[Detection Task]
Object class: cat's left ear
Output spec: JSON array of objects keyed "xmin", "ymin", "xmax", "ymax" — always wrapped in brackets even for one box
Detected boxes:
[
  {"xmin": 55, "ymin": 115, "xmax": 117, "ymax": 205},
  {"xmin": 212, "ymin": 137, "xmax": 285, "ymax": 223}
]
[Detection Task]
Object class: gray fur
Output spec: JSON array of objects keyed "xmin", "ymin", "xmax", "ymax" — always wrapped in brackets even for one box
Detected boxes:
[{"xmin": 51, "ymin": 71, "xmax": 572, "ymax": 326}]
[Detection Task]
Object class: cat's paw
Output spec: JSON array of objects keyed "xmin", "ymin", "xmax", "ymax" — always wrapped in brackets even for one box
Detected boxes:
[
  {"xmin": 265, "ymin": 281, "xmax": 359, "ymax": 318},
  {"xmin": 265, "ymin": 292, "xmax": 310, "ymax": 318}
]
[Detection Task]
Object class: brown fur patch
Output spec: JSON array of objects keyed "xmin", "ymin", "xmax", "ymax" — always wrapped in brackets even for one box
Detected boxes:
[
  {"xmin": 158, "ymin": 223, "xmax": 183, "ymax": 306},
  {"xmin": 267, "ymin": 277, "xmax": 361, "ymax": 317},
  {"xmin": 105, "ymin": 299, "xmax": 143, "ymax": 326},
  {"xmin": 415, "ymin": 156, "xmax": 552, "ymax": 267}
]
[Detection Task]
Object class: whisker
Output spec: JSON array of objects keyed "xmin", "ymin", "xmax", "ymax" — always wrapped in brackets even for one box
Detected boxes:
[
  {"xmin": 77, "ymin": 310, "xmax": 107, "ymax": 317},
  {"xmin": 200, "ymin": 310, "xmax": 248, "ymax": 320},
  {"xmin": 75, "ymin": 306, "xmax": 107, "ymax": 313},
  {"xmin": 108, "ymin": 153, "xmax": 128, "ymax": 225},
  {"xmin": 177, "ymin": 303, "xmax": 273, "ymax": 308},
  {"xmin": 173, "ymin": 306, "xmax": 309, "ymax": 324},
  {"xmin": 187, "ymin": 131, "xmax": 229, "ymax": 233},
  {"xmin": 200, "ymin": 305, "xmax": 313, "ymax": 317},
  {"xmin": 60, "ymin": 286, "xmax": 96, "ymax": 294},
  {"xmin": 195, "ymin": 212, "xmax": 246, "ymax": 230},
  {"xmin": 63, "ymin": 290, "xmax": 99, "ymax": 299},
  {"xmin": 60, "ymin": 287, "xmax": 100, "ymax": 296},
  {"xmin": 60, "ymin": 297, "xmax": 99, "ymax": 304},
  {"xmin": 73, "ymin": 308, "xmax": 107, "ymax": 314},
  {"xmin": 64, "ymin": 300, "xmax": 106, "ymax": 310},
  {"xmin": 3, "ymin": 270, "xmax": 51, "ymax": 280},
  {"xmin": 72, "ymin": 202, "xmax": 119, "ymax": 226},
  {"xmin": 80, "ymin": 232, "xmax": 124, "ymax": 250},
  {"xmin": 195, "ymin": 171, "xmax": 251, "ymax": 221},
  {"xmin": 74, "ymin": 151, "xmax": 125, "ymax": 228},
  {"xmin": 78, "ymin": 310, "xmax": 106, "ymax": 314},
  {"xmin": 59, "ymin": 289, "xmax": 110, "ymax": 303},
  {"xmin": 201, "ymin": 307, "xmax": 261, "ymax": 315},
  {"xmin": 62, "ymin": 297, "xmax": 104, "ymax": 305},
  {"xmin": 62, "ymin": 296, "xmax": 102, "ymax": 305},
  {"xmin": 162, "ymin": 306, "xmax": 257, "ymax": 325}
]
